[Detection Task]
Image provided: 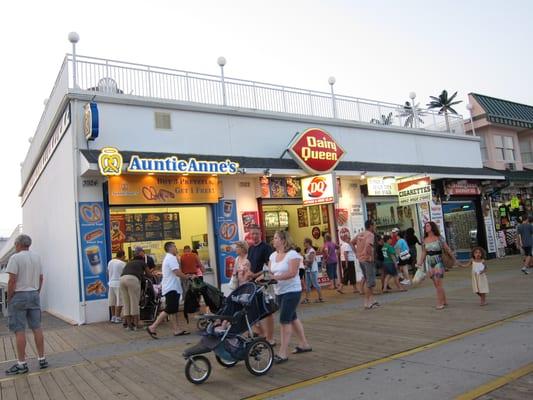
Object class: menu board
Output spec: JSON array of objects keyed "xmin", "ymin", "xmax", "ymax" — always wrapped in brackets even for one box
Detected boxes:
[{"xmin": 121, "ymin": 212, "xmax": 181, "ymax": 243}]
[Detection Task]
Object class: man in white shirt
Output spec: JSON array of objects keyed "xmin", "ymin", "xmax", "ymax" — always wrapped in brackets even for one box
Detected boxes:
[
  {"xmin": 339, "ymin": 227, "xmax": 362, "ymax": 294},
  {"xmin": 5, "ymin": 234, "xmax": 48, "ymax": 375},
  {"xmin": 107, "ymin": 250, "xmax": 126, "ymax": 323},
  {"xmin": 146, "ymin": 242, "xmax": 192, "ymax": 338}
]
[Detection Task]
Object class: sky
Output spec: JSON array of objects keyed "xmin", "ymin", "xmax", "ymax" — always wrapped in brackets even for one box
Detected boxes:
[{"xmin": 0, "ymin": 0, "xmax": 532, "ymax": 237}]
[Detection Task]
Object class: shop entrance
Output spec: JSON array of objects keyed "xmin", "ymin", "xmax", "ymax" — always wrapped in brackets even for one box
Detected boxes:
[
  {"xmin": 442, "ymin": 201, "xmax": 478, "ymax": 260},
  {"xmin": 365, "ymin": 199, "xmax": 420, "ymax": 236},
  {"xmin": 109, "ymin": 205, "xmax": 216, "ymax": 286}
]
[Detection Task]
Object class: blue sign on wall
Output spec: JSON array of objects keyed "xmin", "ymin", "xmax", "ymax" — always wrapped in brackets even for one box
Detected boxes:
[
  {"xmin": 78, "ymin": 202, "xmax": 108, "ymax": 300},
  {"xmin": 84, "ymin": 102, "xmax": 99, "ymax": 141},
  {"xmin": 215, "ymin": 199, "xmax": 238, "ymax": 285}
]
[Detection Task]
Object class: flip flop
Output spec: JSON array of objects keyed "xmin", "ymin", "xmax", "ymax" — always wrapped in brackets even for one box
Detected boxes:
[
  {"xmin": 274, "ymin": 355, "xmax": 289, "ymax": 364},
  {"xmin": 292, "ymin": 346, "xmax": 312, "ymax": 354},
  {"xmin": 268, "ymin": 341, "xmax": 277, "ymax": 347},
  {"xmin": 174, "ymin": 330, "xmax": 190, "ymax": 336},
  {"xmin": 146, "ymin": 327, "xmax": 158, "ymax": 340}
]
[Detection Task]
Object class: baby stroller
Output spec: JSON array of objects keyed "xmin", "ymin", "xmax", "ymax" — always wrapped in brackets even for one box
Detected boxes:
[
  {"xmin": 182, "ymin": 280, "xmax": 278, "ymax": 384},
  {"xmin": 140, "ymin": 276, "xmax": 161, "ymax": 322},
  {"xmin": 183, "ymin": 278, "xmax": 225, "ymax": 330}
]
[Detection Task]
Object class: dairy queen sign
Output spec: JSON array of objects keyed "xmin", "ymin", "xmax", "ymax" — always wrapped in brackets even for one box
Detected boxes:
[{"xmin": 288, "ymin": 128, "xmax": 345, "ymax": 174}]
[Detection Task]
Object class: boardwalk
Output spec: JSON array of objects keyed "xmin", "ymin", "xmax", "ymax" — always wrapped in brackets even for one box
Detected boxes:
[{"xmin": 0, "ymin": 256, "xmax": 531, "ymax": 399}]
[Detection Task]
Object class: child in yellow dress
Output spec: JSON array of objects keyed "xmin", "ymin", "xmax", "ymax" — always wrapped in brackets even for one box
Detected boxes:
[{"xmin": 461, "ymin": 247, "xmax": 489, "ymax": 306}]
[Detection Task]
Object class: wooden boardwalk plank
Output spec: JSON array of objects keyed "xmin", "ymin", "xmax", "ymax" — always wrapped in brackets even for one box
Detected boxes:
[
  {"xmin": 50, "ymin": 369, "xmax": 85, "ymax": 400},
  {"xmin": 83, "ymin": 362, "xmax": 138, "ymax": 400},
  {"xmin": 38, "ymin": 373, "xmax": 68, "ymax": 400},
  {"xmin": 13, "ymin": 376, "xmax": 34, "ymax": 400},
  {"xmin": 27, "ymin": 375, "xmax": 49, "ymax": 400},
  {"xmin": 1, "ymin": 380, "xmax": 17, "ymax": 400}
]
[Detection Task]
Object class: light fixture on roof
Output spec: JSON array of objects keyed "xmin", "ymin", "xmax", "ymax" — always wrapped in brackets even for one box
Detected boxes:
[
  {"xmin": 360, "ymin": 171, "xmax": 367, "ymax": 180},
  {"xmin": 263, "ymin": 168, "xmax": 272, "ymax": 178}
]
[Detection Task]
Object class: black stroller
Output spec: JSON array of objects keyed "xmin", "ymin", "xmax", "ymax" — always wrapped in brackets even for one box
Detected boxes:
[
  {"xmin": 140, "ymin": 276, "xmax": 161, "ymax": 322},
  {"xmin": 182, "ymin": 280, "xmax": 278, "ymax": 384}
]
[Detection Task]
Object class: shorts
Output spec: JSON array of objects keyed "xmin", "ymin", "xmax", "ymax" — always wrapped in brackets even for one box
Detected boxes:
[
  {"xmin": 8, "ymin": 291, "xmax": 41, "ymax": 333},
  {"xmin": 523, "ymin": 246, "xmax": 532, "ymax": 257},
  {"xmin": 360, "ymin": 261, "xmax": 376, "ymax": 288},
  {"xmin": 398, "ymin": 257, "xmax": 411, "ymax": 266},
  {"xmin": 305, "ymin": 270, "xmax": 320, "ymax": 292},
  {"xmin": 276, "ymin": 291, "xmax": 301, "ymax": 324},
  {"xmin": 383, "ymin": 262, "xmax": 398, "ymax": 276},
  {"xmin": 342, "ymin": 261, "xmax": 356, "ymax": 285},
  {"xmin": 163, "ymin": 290, "xmax": 180, "ymax": 314},
  {"xmin": 326, "ymin": 262, "xmax": 338, "ymax": 280},
  {"xmin": 108, "ymin": 286, "xmax": 122, "ymax": 307},
  {"xmin": 299, "ymin": 269, "xmax": 305, "ymax": 280}
]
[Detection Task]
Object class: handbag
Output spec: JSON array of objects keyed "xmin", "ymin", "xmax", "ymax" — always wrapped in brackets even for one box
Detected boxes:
[
  {"xmin": 439, "ymin": 237, "xmax": 455, "ymax": 270},
  {"xmin": 412, "ymin": 267, "xmax": 426, "ymax": 285},
  {"xmin": 228, "ymin": 274, "xmax": 238, "ymax": 290},
  {"xmin": 399, "ymin": 249, "xmax": 411, "ymax": 261}
]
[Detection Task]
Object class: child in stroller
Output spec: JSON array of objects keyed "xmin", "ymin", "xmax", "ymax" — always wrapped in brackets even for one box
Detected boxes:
[
  {"xmin": 182, "ymin": 279, "xmax": 278, "ymax": 384},
  {"xmin": 139, "ymin": 274, "xmax": 162, "ymax": 322}
]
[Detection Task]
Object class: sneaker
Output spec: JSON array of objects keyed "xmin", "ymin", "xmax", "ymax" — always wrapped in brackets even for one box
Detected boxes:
[
  {"xmin": 401, "ymin": 279, "xmax": 411, "ymax": 285},
  {"xmin": 5, "ymin": 363, "xmax": 28, "ymax": 375},
  {"xmin": 114, "ymin": 317, "xmax": 122, "ymax": 324},
  {"xmin": 39, "ymin": 358, "xmax": 49, "ymax": 369},
  {"xmin": 111, "ymin": 316, "xmax": 117, "ymax": 323},
  {"xmin": 521, "ymin": 267, "xmax": 529, "ymax": 275}
]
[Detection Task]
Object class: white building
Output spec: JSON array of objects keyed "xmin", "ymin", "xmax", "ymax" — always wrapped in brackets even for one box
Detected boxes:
[{"xmin": 20, "ymin": 53, "xmax": 501, "ymax": 324}]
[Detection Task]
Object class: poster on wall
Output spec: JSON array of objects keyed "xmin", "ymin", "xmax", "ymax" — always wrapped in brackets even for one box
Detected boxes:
[
  {"xmin": 260, "ymin": 177, "xmax": 302, "ymax": 198},
  {"xmin": 321, "ymin": 204, "xmax": 329, "ymax": 224},
  {"xmin": 301, "ymin": 174, "xmax": 335, "ymax": 205},
  {"xmin": 78, "ymin": 202, "xmax": 108, "ymax": 301},
  {"xmin": 297, "ymin": 208, "xmax": 309, "ymax": 228},
  {"xmin": 241, "ymin": 211, "xmax": 259, "ymax": 245},
  {"xmin": 430, "ymin": 201, "xmax": 446, "ymax": 241},
  {"xmin": 110, "ymin": 214, "xmax": 126, "ymax": 252},
  {"xmin": 397, "ymin": 176, "xmax": 432, "ymax": 206},
  {"xmin": 216, "ymin": 199, "xmax": 238, "ymax": 285},
  {"xmin": 418, "ymin": 202, "xmax": 431, "ymax": 232},
  {"xmin": 309, "ymin": 206, "xmax": 322, "ymax": 225},
  {"xmin": 335, "ymin": 208, "xmax": 349, "ymax": 226}
]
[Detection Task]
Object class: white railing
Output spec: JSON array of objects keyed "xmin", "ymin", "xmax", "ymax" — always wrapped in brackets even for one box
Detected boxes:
[{"xmin": 67, "ymin": 55, "xmax": 464, "ymax": 134}]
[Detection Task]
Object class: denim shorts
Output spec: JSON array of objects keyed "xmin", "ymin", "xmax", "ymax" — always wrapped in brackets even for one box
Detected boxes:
[
  {"xmin": 305, "ymin": 270, "xmax": 320, "ymax": 292},
  {"xmin": 276, "ymin": 291, "xmax": 301, "ymax": 324},
  {"xmin": 8, "ymin": 291, "xmax": 41, "ymax": 333},
  {"xmin": 326, "ymin": 262, "xmax": 338, "ymax": 280}
]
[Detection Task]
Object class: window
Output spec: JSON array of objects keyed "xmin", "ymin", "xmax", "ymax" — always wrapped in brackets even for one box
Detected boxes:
[
  {"xmin": 479, "ymin": 135, "xmax": 488, "ymax": 161},
  {"xmin": 494, "ymin": 135, "xmax": 515, "ymax": 161},
  {"xmin": 154, "ymin": 112, "xmax": 171, "ymax": 130},
  {"xmin": 520, "ymin": 138, "xmax": 533, "ymax": 164}
]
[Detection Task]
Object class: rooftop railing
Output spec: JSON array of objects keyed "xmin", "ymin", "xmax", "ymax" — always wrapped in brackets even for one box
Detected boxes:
[{"xmin": 68, "ymin": 54, "xmax": 464, "ymax": 134}]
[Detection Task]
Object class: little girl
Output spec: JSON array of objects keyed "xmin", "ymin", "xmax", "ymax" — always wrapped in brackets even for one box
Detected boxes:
[{"xmin": 462, "ymin": 247, "xmax": 489, "ymax": 306}]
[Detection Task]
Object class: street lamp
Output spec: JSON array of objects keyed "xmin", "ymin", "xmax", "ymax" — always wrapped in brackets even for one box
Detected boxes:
[
  {"xmin": 409, "ymin": 91, "xmax": 418, "ymax": 129},
  {"xmin": 68, "ymin": 32, "xmax": 80, "ymax": 88},
  {"xmin": 328, "ymin": 76, "xmax": 337, "ymax": 118},
  {"xmin": 466, "ymin": 103, "xmax": 476, "ymax": 136},
  {"xmin": 217, "ymin": 56, "xmax": 227, "ymax": 106}
]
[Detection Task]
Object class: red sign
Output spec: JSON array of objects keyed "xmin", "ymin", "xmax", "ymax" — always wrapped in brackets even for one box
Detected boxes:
[
  {"xmin": 445, "ymin": 180, "xmax": 481, "ymax": 196},
  {"xmin": 288, "ymin": 128, "xmax": 345, "ymax": 174}
]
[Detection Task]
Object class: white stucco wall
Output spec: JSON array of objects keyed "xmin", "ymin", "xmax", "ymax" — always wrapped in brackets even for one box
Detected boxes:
[
  {"xmin": 83, "ymin": 102, "xmax": 483, "ymax": 169},
  {"xmin": 22, "ymin": 127, "xmax": 81, "ymax": 324}
]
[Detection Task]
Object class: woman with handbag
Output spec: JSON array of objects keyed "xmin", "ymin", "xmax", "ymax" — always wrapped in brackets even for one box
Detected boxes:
[
  {"xmin": 417, "ymin": 221, "xmax": 456, "ymax": 310},
  {"xmin": 394, "ymin": 231, "xmax": 412, "ymax": 285}
]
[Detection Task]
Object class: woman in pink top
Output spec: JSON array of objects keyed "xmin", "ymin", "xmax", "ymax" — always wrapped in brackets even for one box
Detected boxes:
[{"xmin": 322, "ymin": 234, "xmax": 343, "ymax": 293}]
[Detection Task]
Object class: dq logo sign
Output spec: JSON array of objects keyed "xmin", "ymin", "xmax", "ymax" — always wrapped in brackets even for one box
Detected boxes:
[
  {"xmin": 288, "ymin": 128, "xmax": 345, "ymax": 174},
  {"xmin": 307, "ymin": 176, "xmax": 328, "ymax": 198},
  {"xmin": 301, "ymin": 174, "xmax": 335, "ymax": 205},
  {"xmin": 98, "ymin": 148, "xmax": 123, "ymax": 176}
]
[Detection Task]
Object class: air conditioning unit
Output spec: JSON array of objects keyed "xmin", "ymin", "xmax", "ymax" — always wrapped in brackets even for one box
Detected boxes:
[{"xmin": 505, "ymin": 162, "xmax": 516, "ymax": 171}]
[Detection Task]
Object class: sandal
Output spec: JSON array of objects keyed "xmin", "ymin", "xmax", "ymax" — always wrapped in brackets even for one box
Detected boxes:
[
  {"xmin": 268, "ymin": 341, "xmax": 277, "ymax": 347},
  {"xmin": 146, "ymin": 327, "xmax": 158, "ymax": 339},
  {"xmin": 274, "ymin": 355, "xmax": 289, "ymax": 364},
  {"xmin": 301, "ymin": 299, "xmax": 310, "ymax": 304},
  {"xmin": 435, "ymin": 305, "xmax": 445, "ymax": 310},
  {"xmin": 174, "ymin": 330, "xmax": 190, "ymax": 336},
  {"xmin": 314, "ymin": 298, "xmax": 325, "ymax": 303},
  {"xmin": 292, "ymin": 346, "xmax": 312, "ymax": 354},
  {"xmin": 336, "ymin": 289, "xmax": 345, "ymax": 294}
]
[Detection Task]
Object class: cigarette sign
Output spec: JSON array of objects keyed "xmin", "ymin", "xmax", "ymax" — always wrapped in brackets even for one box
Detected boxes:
[
  {"xmin": 397, "ymin": 176, "xmax": 431, "ymax": 206},
  {"xmin": 301, "ymin": 174, "xmax": 335, "ymax": 205}
]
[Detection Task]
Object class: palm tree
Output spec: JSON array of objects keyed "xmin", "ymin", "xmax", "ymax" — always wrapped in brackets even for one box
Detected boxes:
[
  {"xmin": 397, "ymin": 101, "xmax": 426, "ymax": 128},
  {"xmin": 370, "ymin": 112, "xmax": 394, "ymax": 126},
  {"xmin": 427, "ymin": 90, "xmax": 462, "ymax": 132}
]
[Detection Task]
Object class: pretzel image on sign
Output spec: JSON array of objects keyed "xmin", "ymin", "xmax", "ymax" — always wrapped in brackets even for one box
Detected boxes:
[
  {"xmin": 98, "ymin": 147, "xmax": 123, "ymax": 176},
  {"xmin": 80, "ymin": 204, "xmax": 103, "ymax": 223}
]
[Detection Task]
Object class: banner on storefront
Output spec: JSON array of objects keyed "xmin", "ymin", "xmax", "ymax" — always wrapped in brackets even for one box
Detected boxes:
[
  {"xmin": 301, "ymin": 174, "xmax": 335, "ymax": 205},
  {"xmin": 78, "ymin": 202, "xmax": 108, "ymax": 301},
  {"xmin": 444, "ymin": 180, "xmax": 481, "ymax": 196},
  {"xmin": 108, "ymin": 174, "xmax": 219, "ymax": 205},
  {"xmin": 397, "ymin": 176, "xmax": 432, "ymax": 206},
  {"xmin": 367, "ymin": 177, "xmax": 398, "ymax": 196},
  {"xmin": 215, "ymin": 199, "xmax": 238, "ymax": 285},
  {"xmin": 429, "ymin": 201, "xmax": 446, "ymax": 240},
  {"xmin": 484, "ymin": 215, "xmax": 497, "ymax": 254}
]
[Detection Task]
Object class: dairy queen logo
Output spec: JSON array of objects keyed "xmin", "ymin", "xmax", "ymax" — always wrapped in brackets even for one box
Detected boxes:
[
  {"xmin": 288, "ymin": 128, "xmax": 345, "ymax": 174},
  {"xmin": 307, "ymin": 176, "xmax": 327, "ymax": 198}
]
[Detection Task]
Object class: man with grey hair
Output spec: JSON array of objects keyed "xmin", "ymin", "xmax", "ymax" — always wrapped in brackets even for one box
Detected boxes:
[{"xmin": 5, "ymin": 234, "xmax": 48, "ymax": 375}]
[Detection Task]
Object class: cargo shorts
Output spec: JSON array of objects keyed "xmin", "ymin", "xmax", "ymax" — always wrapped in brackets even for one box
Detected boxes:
[{"xmin": 8, "ymin": 291, "xmax": 42, "ymax": 333}]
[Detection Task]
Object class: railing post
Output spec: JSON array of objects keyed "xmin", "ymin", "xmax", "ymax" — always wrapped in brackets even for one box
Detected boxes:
[
  {"xmin": 356, "ymin": 99, "xmax": 362, "ymax": 122},
  {"xmin": 68, "ymin": 32, "xmax": 80, "ymax": 88},
  {"xmin": 328, "ymin": 77, "xmax": 337, "ymax": 118},
  {"xmin": 252, "ymin": 82, "xmax": 258, "ymax": 109},
  {"xmin": 185, "ymin": 72, "xmax": 190, "ymax": 102},
  {"xmin": 147, "ymin": 66, "xmax": 152, "ymax": 97},
  {"xmin": 217, "ymin": 57, "xmax": 227, "ymax": 106},
  {"xmin": 309, "ymin": 91, "xmax": 314, "ymax": 116},
  {"xmin": 282, "ymin": 87, "xmax": 287, "ymax": 113}
]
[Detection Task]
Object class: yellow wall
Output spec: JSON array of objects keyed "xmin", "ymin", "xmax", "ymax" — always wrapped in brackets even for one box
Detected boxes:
[
  {"xmin": 263, "ymin": 204, "xmax": 329, "ymax": 251},
  {"xmin": 110, "ymin": 205, "xmax": 208, "ymax": 264}
]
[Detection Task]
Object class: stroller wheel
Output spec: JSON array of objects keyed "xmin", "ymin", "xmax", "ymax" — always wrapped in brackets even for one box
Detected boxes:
[
  {"xmin": 196, "ymin": 318, "xmax": 209, "ymax": 331},
  {"xmin": 185, "ymin": 356, "xmax": 211, "ymax": 384},
  {"xmin": 245, "ymin": 338, "xmax": 273, "ymax": 376},
  {"xmin": 215, "ymin": 355, "xmax": 238, "ymax": 368}
]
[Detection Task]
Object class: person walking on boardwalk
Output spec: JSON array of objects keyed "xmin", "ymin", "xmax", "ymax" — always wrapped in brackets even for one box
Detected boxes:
[
  {"xmin": 460, "ymin": 247, "xmax": 490, "ymax": 306},
  {"xmin": 417, "ymin": 222, "xmax": 455, "ymax": 310},
  {"xmin": 5, "ymin": 234, "xmax": 48, "ymax": 375},
  {"xmin": 322, "ymin": 233, "xmax": 343, "ymax": 293},
  {"xmin": 353, "ymin": 220, "xmax": 379, "ymax": 309},
  {"xmin": 107, "ymin": 249, "xmax": 126, "ymax": 324},
  {"xmin": 301, "ymin": 238, "xmax": 324, "ymax": 304},
  {"xmin": 517, "ymin": 216, "xmax": 533, "ymax": 274}
]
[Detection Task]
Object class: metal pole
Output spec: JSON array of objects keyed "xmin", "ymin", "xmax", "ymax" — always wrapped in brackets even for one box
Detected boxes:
[
  {"xmin": 328, "ymin": 76, "xmax": 337, "ymax": 119},
  {"xmin": 220, "ymin": 65, "xmax": 227, "ymax": 106},
  {"xmin": 72, "ymin": 42, "xmax": 77, "ymax": 88}
]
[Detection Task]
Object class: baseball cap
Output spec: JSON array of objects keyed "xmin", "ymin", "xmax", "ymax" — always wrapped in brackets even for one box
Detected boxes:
[
  {"xmin": 391, "ymin": 227, "xmax": 400, "ymax": 233},
  {"xmin": 133, "ymin": 246, "xmax": 144, "ymax": 256}
]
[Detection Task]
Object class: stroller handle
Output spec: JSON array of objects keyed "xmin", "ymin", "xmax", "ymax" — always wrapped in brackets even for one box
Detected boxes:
[{"xmin": 255, "ymin": 278, "xmax": 277, "ymax": 286}]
